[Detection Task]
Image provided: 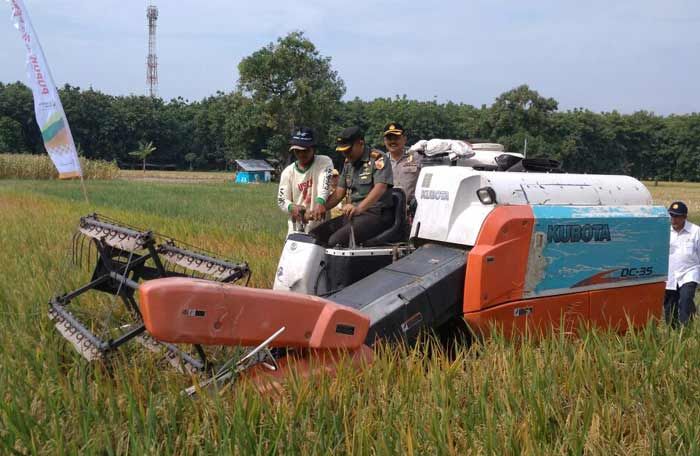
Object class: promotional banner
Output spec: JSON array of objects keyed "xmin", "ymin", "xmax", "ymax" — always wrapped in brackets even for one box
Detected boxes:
[{"xmin": 8, "ymin": 0, "xmax": 82, "ymax": 178}]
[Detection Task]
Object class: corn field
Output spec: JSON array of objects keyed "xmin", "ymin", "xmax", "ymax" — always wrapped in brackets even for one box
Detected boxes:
[{"xmin": 0, "ymin": 153, "xmax": 120, "ymax": 180}]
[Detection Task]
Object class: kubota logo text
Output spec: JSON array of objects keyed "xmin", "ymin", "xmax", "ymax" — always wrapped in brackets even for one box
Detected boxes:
[
  {"xmin": 420, "ymin": 189, "xmax": 449, "ymax": 201},
  {"xmin": 547, "ymin": 224, "xmax": 611, "ymax": 243}
]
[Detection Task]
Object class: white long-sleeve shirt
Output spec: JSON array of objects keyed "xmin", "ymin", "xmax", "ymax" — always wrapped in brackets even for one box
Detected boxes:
[
  {"xmin": 277, "ymin": 155, "xmax": 333, "ymax": 233},
  {"xmin": 667, "ymin": 220, "xmax": 700, "ymax": 289}
]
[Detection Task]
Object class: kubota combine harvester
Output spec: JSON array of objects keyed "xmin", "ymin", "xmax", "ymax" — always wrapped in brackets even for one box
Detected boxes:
[{"xmin": 49, "ymin": 149, "xmax": 670, "ymax": 393}]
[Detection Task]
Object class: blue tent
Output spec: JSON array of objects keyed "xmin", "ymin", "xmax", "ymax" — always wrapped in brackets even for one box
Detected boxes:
[{"xmin": 234, "ymin": 159, "xmax": 274, "ymax": 183}]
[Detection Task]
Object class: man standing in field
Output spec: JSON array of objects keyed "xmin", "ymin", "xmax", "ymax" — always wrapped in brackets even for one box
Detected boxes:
[
  {"xmin": 277, "ymin": 127, "xmax": 333, "ymax": 234},
  {"xmin": 383, "ymin": 122, "xmax": 422, "ymax": 209},
  {"xmin": 664, "ymin": 201, "xmax": 700, "ymax": 327},
  {"xmin": 311, "ymin": 126, "xmax": 394, "ymax": 246}
]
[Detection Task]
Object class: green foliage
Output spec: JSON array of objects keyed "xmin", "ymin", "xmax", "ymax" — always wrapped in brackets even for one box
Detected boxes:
[
  {"xmin": 0, "ymin": 81, "xmax": 42, "ymax": 153},
  {"xmin": 184, "ymin": 153, "xmax": 197, "ymax": 170},
  {"xmin": 128, "ymin": 140, "xmax": 157, "ymax": 173},
  {"xmin": 1, "ymin": 33, "xmax": 700, "ymax": 179},
  {"xmin": 0, "ymin": 116, "xmax": 23, "ymax": 151},
  {"xmin": 237, "ymin": 31, "xmax": 346, "ymax": 161}
]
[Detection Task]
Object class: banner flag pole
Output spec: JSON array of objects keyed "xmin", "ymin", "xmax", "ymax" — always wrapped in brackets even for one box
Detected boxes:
[
  {"xmin": 7, "ymin": 0, "xmax": 86, "ymax": 188},
  {"xmin": 79, "ymin": 174, "xmax": 89, "ymax": 204}
]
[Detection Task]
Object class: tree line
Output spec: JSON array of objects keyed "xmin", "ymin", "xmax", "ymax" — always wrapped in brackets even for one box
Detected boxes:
[{"xmin": 0, "ymin": 31, "xmax": 698, "ymax": 180}]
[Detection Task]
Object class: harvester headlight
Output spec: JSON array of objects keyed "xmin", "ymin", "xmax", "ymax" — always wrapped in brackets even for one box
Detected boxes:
[{"xmin": 476, "ymin": 186, "xmax": 497, "ymax": 205}]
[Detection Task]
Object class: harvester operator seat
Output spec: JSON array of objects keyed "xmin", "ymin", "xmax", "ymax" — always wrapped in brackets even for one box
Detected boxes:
[{"xmin": 363, "ymin": 188, "xmax": 407, "ymax": 247}]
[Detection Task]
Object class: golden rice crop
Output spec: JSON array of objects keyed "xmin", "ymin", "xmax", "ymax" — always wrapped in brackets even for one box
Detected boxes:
[
  {"xmin": 0, "ymin": 153, "xmax": 119, "ymax": 180},
  {"xmin": 645, "ymin": 180, "xmax": 700, "ymax": 214},
  {"xmin": 0, "ymin": 179, "xmax": 699, "ymax": 454}
]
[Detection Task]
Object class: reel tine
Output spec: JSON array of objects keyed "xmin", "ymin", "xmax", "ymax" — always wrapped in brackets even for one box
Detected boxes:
[
  {"xmin": 74, "ymin": 231, "xmax": 84, "ymax": 268},
  {"xmin": 78, "ymin": 233, "xmax": 86, "ymax": 269},
  {"xmin": 85, "ymin": 236, "xmax": 93, "ymax": 271},
  {"xmin": 71, "ymin": 231, "xmax": 79, "ymax": 266},
  {"xmin": 84, "ymin": 235, "xmax": 92, "ymax": 271}
]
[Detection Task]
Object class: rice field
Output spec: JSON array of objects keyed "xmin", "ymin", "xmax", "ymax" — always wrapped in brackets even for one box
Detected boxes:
[
  {"xmin": 1, "ymin": 177, "xmax": 699, "ymax": 454},
  {"xmin": 643, "ymin": 180, "xmax": 700, "ymax": 215},
  {"xmin": 119, "ymin": 169, "xmax": 234, "ymax": 183}
]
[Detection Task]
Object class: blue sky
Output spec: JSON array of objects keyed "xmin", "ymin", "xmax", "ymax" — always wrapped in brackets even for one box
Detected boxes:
[{"xmin": 2, "ymin": 0, "xmax": 698, "ymax": 114}]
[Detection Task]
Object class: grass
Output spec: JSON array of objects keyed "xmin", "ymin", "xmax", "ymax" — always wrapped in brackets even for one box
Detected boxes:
[{"xmin": 0, "ymin": 178, "xmax": 699, "ymax": 454}]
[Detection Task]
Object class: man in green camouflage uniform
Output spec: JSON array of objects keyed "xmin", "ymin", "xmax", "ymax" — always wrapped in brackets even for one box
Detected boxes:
[{"xmin": 311, "ymin": 126, "xmax": 394, "ymax": 247}]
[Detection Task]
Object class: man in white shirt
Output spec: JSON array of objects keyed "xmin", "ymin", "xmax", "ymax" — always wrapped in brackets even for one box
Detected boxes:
[
  {"xmin": 276, "ymin": 127, "xmax": 333, "ymax": 234},
  {"xmin": 664, "ymin": 201, "xmax": 700, "ymax": 327}
]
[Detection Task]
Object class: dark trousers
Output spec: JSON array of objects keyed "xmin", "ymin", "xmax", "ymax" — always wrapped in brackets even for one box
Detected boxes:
[
  {"xmin": 664, "ymin": 282, "xmax": 697, "ymax": 327},
  {"xmin": 310, "ymin": 205, "xmax": 394, "ymax": 247}
]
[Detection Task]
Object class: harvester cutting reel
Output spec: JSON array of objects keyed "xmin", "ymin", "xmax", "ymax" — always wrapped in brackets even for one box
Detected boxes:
[{"xmin": 48, "ymin": 214, "xmax": 251, "ymax": 373}]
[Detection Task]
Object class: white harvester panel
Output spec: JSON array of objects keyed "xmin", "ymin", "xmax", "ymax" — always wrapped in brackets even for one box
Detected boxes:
[
  {"xmin": 273, "ymin": 234, "xmax": 327, "ymax": 294},
  {"xmin": 411, "ymin": 167, "xmax": 653, "ymax": 247}
]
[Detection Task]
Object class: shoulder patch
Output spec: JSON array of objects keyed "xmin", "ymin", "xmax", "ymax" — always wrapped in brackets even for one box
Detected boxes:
[{"xmin": 375, "ymin": 157, "xmax": 385, "ymax": 170}]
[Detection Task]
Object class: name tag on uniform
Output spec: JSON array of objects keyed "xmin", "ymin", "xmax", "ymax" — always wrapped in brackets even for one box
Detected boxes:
[{"xmin": 359, "ymin": 163, "xmax": 372, "ymax": 181}]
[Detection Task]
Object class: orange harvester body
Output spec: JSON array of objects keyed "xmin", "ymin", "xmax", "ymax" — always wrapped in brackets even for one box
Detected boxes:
[
  {"xmin": 139, "ymin": 278, "xmax": 373, "ymax": 388},
  {"xmin": 462, "ymin": 206, "xmax": 664, "ymax": 338}
]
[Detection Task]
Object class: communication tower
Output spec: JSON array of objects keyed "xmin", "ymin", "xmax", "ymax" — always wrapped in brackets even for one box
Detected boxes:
[{"xmin": 146, "ymin": 2, "xmax": 158, "ymax": 97}]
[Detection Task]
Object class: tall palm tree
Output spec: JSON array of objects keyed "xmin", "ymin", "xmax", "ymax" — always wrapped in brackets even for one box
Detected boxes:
[{"xmin": 129, "ymin": 141, "xmax": 157, "ymax": 174}]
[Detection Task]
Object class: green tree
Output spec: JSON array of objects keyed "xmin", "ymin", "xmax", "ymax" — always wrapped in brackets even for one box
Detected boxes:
[
  {"xmin": 0, "ymin": 116, "xmax": 24, "ymax": 151},
  {"xmin": 237, "ymin": 31, "xmax": 346, "ymax": 161},
  {"xmin": 59, "ymin": 85, "xmax": 123, "ymax": 160},
  {"xmin": 663, "ymin": 114, "xmax": 700, "ymax": 181},
  {"xmin": 0, "ymin": 81, "xmax": 39, "ymax": 152},
  {"xmin": 129, "ymin": 140, "xmax": 157, "ymax": 173},
  {"xmin": 184, "ymin": 152, "xmax": 197, "ymax": 170},
  {"xmin": 487, "ymin": 85, "xmax": 559, "ymax": 155},
  {"xmin": 550, "ymin": 109, "xmax": 613, "ymax": 173}
]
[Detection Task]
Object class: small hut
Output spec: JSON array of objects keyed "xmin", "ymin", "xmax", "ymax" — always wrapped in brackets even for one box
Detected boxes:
[{"xmin": 234, "ymin": 159, "xmax": 275, "ymax": 183}]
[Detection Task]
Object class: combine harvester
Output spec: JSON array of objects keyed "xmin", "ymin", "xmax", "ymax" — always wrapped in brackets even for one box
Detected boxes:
[{"xmin": 50, "ymin": 149, "xmax": 670, "ymax": 392}]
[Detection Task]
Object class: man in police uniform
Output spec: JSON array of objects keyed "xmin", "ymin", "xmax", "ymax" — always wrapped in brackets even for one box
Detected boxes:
[
  {"xmin": 383, "ymin": 122, "xmax": 422, "ymax": 207},
  {"xmin": 664, "ymin": 201, "xmax": 700, "ymax": 327},
  {"xmin": 310, "ymin": 126, "xmax": 394, "ymax": 246}
]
